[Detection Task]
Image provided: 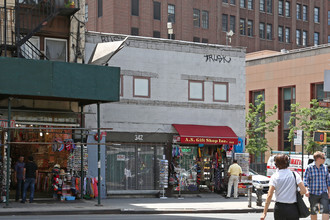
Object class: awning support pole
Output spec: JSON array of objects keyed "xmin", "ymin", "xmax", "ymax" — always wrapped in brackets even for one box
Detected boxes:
[
  {"xmin": 6, "ymin": 97, "xmax": 12, "ymax": 207},
  {"xmin": 80, "ymin": 104, "xmax": 84, "ymax": 199},
  {"xmin": 97, "ymin": 102, "xmax": 101, "ymax": 206}
]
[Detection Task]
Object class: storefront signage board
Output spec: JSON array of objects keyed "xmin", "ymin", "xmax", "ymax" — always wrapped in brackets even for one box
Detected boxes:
[
  {"xmin": 180, "ymin": 136, "xmax": 238, "ymax": 145},
  {"xmin": 0, "ymin": 119, "xmax": 15, "ymax": 128}
]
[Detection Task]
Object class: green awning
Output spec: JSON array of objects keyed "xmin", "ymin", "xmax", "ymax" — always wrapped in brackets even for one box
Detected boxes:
[{"xmin": 0, "ymin": 57, "xmax": 120, "ymax": 105}]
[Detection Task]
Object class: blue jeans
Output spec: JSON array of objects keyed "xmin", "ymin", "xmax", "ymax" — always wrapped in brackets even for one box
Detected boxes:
[
  {"xmin": 15, "ymin": 179, "xmax": 24, "ymax": 201},
  {"xmin": 22, "ymin": 178, "xmax": 35, "ymax": 202}
]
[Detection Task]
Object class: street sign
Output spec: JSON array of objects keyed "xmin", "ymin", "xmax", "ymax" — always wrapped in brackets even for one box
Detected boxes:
[{"xmin": 294, "ymin": 130, "xmax": 303, "ymax": 145}]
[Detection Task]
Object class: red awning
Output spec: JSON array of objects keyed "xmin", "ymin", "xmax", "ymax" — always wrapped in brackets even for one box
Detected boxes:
[{"xmin": 172, "ymin": 124, "xmax": 238, "ymax": 145}]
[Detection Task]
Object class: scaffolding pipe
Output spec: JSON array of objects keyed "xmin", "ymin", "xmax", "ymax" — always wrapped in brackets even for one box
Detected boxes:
[
  {"xmin": 6, "ymin": 97, "xmax": 12, "ymax": 207},
  {"xmin": 80, "ymin": 105, "xmax": 84, "ymax": 199},
  {"xmin": 97, "ymin": 102, "xmax": 101, "ymax": 206}
]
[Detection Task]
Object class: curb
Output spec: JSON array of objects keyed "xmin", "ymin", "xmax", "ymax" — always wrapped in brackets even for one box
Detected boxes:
[{"xmin": 0, "ymin": 208, "xmax": 274, "ymax": 216}]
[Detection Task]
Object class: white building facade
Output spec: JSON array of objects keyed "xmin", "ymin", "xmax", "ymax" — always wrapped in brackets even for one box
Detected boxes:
[{"xmin": 85, "ymin": 32, "xmax": 246, "ymax": 196}]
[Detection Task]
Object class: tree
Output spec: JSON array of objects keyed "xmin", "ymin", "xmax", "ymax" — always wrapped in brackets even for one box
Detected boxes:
[
  {"xmin": 246, "ymin": 95, "xmax": 280, "ymax": 155},
  {"xmin": 288, "ymin": 99, "xmax": 330, "ymax": 153}
]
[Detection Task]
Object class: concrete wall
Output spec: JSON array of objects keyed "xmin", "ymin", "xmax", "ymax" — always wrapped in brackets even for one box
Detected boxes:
[{"xmin": 85, "ymin": 32, "xmax": 246, "ymax": 139}]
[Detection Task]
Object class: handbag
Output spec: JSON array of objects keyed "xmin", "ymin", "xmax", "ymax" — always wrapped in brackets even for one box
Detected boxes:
[{"xmin": 292, "ymin": 172, "xmax": 310, "ymax": 218}]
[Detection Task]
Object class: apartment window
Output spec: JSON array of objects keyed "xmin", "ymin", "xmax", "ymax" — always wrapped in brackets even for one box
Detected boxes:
[
  {"xmin": 222, "ymin": 14, "xmax": 228, "ymax": 31},
  {"xmin": 202, "ymin": 10, "xmax": 209, "ymax": 29},
  {"xmin": 230, "ymin": 15, "xmax": 236, "ymax": 33},
  {"xmin": 120, "ymin": 75, "xmax": 123, "ymax": 97},
  {"xmin": 133, "ymin": 77, "xmax": 150, "ymax": 98},
  {"xmin": 328, "ymin": 11, "xmax": 330, "ymax": 25},
  {"xmin": 328, "ymin": 35, "xmax": 330, "ymax": 43},
  {"xmin": 153, "ymin": 31, "xmax": 160, "ymax": 38},
  {"xmin": 285, "ymin": 1, "xmax": 290, "ymax": 17},
  {"xmin": 168, "ymin": 4, "xmax": 175, "ymax": 23},
  {"xmin": 240, "ymin": 0, "xmax": 246, "ymax": 8},
  {"xmin": 296, "ymin": 4, "xmax": 301, "ymax": 20},
  {"xmin": 230, "ymin": 0, "xmax": 236, "ymax": 4},
  {"xmin": 85, "ymin": 4, "xmax": 88, "ymax": 22},
  {"xmin": 259, "ymin": 22, "xmax": 265, "ymax": 39},
  {"xmin": 314, "ymin": 32, "xmax": 319, "ymax": 45},
  {"xmin": 98, "ymin": 0, "xmax": 103, "ymax": 17},
  {"xmin": 278, "ymin": 26, "xmax": 284, "ymax": 42},
  {"xmin": 266, "ymin": 0, "xmax": 272, "ymax": 13},
  {"xmin": 213, "ymin": 82, "xmax": 228, "ymax": 102},
  {"xmin": 131, "ymin": 27, "xmax": 139, "ymax": 36},
  {"xmin": 131, "ymin": 0, "xmax": 139, "ymax": 16},
  {"xmin": 193, "ymin": 37, "xmax": 200, "ymax": 42},
  {"xmin": 278, "ymin": 0, "xmax": 283, "ymax": 16},
  {"xmin": 260, "ymin": 0, "xmax": 265, "ymax": 12},
  {"xmin": 193, "ymin": 9, "xmax": 200, "ymax": 27},
  {"xmin": 285, "ymin": 27, "xmax": 290, "ymax": 43},
  {"xmin": 223, "ymin": 0, "xmax": 228, "ymax": 3},
  {"xmin": 45, "ymin": 38, "xmax": 67, "ymax": 62},
  {"xmin": 280, "ymin": 87, "xmax": 296, "ymax": 151},
  {"xmin": 248, "ymin": 0, "xmax": 253, "ymax": 10},
  {"xmin": 168, "ymin": 34, "xmax": 175, "ymax": 40},
  {"xmin": 202, "ymin": 38, "xmax": 209, "ymax": 43},
  {"xmin": 247, "ymin": 20, "xmax": 253, "ymax": 37},
  {"xmin": 266, "ymin": 24, "xmax": 272, "ymax": 40},
  {"xmin": 21, "ymin": 36, "xmax": 40, "ymax": 60},
  {"xmin": 189, "ymin": 81, "xmax": 204, "ymax": 101},
  {"xmin": 303, "ymin": 5, "xmax": 308, "ymax": 21},
  {"xmin": 302, "ymin": 31, "xmax": 308, "ymax": 46},
  {"xmin": 240, "ymin": 19, "xmax": 246, "ymax": 35},
  {"xmin": 312, "ymin": 83, "xmax": 329, "ymax": 102},
  {"xmin": 153, "ymin": 1, "xmax": 161, "ymax": 20},
  {"xmin": 314, "ymin": 7, "xmax": 320, "ymax": 23},
  {"xmin": 296, "ymin": 29, "xmax": 301, "ymax": 45}
]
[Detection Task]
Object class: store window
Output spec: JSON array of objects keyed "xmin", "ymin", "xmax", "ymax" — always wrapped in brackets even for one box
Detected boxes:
[
  {"xmin": 278, "ymin": 26, "xmax": 284, "ymax": 42},
  {"xmin": 259, "ymin": 22, "xmax": 265, "ymax": 39},
  {"xmin": 247, "ymin": 20, "xmax": 253, "ymax": 37},
  {"xmin": 107, "ymin": 144, "xmax": 164, "ymax": 190},
  {"xmin": 45, "ymin": 38, "xmax": 67, "ymax": 62},
  {"xmin": 280, "ymin": 87, "xmax": 295, "ymax": 151},
  {"xmin": 153, "ymin": 1, "xmax": 161, "ymax": 20},
  {"xmin": 21, "ymin": 36, "xmax": 40, "ymax": 60},
  {"xmin": 193, "ymin": 9, "xmax": 200, "ymax": 28},
  {"xmin": 133, "ymin": 76, "xmax": 150, "ymax": 98},
  {"xmin": 213, "ymin": 82, "xmax": 228, "ymax": 102},
  {"xmin": 168, "ymin": 4, "xmax": 175, "ymax": 23},
  {"xmin": 202, "ymin": 10, "xmax": 209, "ymax": 29},
  {"xmin": 131, "ymin": 0, "xmax": 139, "ymax": 16},
  {"xmin": 189, "ymin": 80, "xmax": 204, "ymax": 101}
]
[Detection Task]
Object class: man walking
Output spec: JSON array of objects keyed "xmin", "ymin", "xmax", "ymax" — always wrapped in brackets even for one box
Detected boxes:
[
  {"xmin": 21, "ymin": 156, "xmax": 38, "ymax": 203},
  {"xmin": 226, "ymin": 159, "xmax": 242, "ymax": 199},
  {"xmin": 14, "ymin": 155, "xmax": 25, "ymax": 202},
  {"xmin": 304, "ymin": 151, "xmax": 330, "ymax": 220}
]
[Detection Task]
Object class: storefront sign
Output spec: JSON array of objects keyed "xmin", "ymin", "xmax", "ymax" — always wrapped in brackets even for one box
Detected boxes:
[
  {"xmin": 180, "ymin": 137, "xmax": 238, "ymax": 145},
  {"xmin": 0, "ymin": 119, "xmax": 15, "ymax": 128},
  {"xmin": 117, "ymin": 154, "xmax": 126, "ymax": 161}
]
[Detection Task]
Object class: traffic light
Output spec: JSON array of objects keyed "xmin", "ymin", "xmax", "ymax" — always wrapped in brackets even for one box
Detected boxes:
[{"xmin": 314, "ymin": 130, "xmax": 330, "ymax": 144}]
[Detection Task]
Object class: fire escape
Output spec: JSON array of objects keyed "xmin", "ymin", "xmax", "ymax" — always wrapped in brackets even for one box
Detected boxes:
[{"xmin": 0, "ymin": 0, "xmax": 79, "ymax": 59}]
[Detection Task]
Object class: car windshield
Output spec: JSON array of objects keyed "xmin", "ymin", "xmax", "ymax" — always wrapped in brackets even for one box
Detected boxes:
[{"xmin": 249, "ymin": 169, "xmax": 259, "ymax": 175}]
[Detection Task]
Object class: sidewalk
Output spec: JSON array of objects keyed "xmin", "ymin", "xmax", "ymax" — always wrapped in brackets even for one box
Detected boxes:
[{"xmin": 0, "ymin": 193, "xmax": 279, "ymax": 216}]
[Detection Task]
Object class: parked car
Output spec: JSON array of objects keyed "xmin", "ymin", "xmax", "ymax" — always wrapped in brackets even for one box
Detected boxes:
[{"xmin": 249, "ymin": 169, "xmax": 270, "ymax": 193}]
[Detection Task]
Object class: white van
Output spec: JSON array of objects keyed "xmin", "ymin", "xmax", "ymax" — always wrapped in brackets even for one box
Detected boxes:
[{"xmin": 267, "ymin": 153, "xmax": 314, "ymax": 178}]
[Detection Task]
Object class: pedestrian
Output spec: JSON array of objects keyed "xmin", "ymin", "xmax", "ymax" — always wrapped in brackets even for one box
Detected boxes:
[
  {"xmin": 226, "ymin": 159, "xmax": 242, "ymax": 199},
  {"xmin": 303, "ymin": 151, "xmax": 330, "ymax": 220},
  {"xmin": 14, "ymin": 155, "xmax": 25, "ymax": 202},
  {"xmin": 21, "ymin": 156, "xmax": 38, "ymax": 203},
  {"xmin": 260, "ymin": 154, "xmax": 306, "ymax": 220}
]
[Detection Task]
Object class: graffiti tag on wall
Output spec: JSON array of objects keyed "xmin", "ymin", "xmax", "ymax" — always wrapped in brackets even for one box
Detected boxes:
[
  {"xmin": 204, "ymin": 55, "xmax": 231, "ymax": 63},
  {"xmin": 100, "ymin": 35, "xmax": 130, "ymax": 46}
]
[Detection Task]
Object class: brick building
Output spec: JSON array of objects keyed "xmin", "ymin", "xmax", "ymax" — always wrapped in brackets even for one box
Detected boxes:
[{"xmin": 85, "ymin": 0, "xmax": 330, "ymax": 53}]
